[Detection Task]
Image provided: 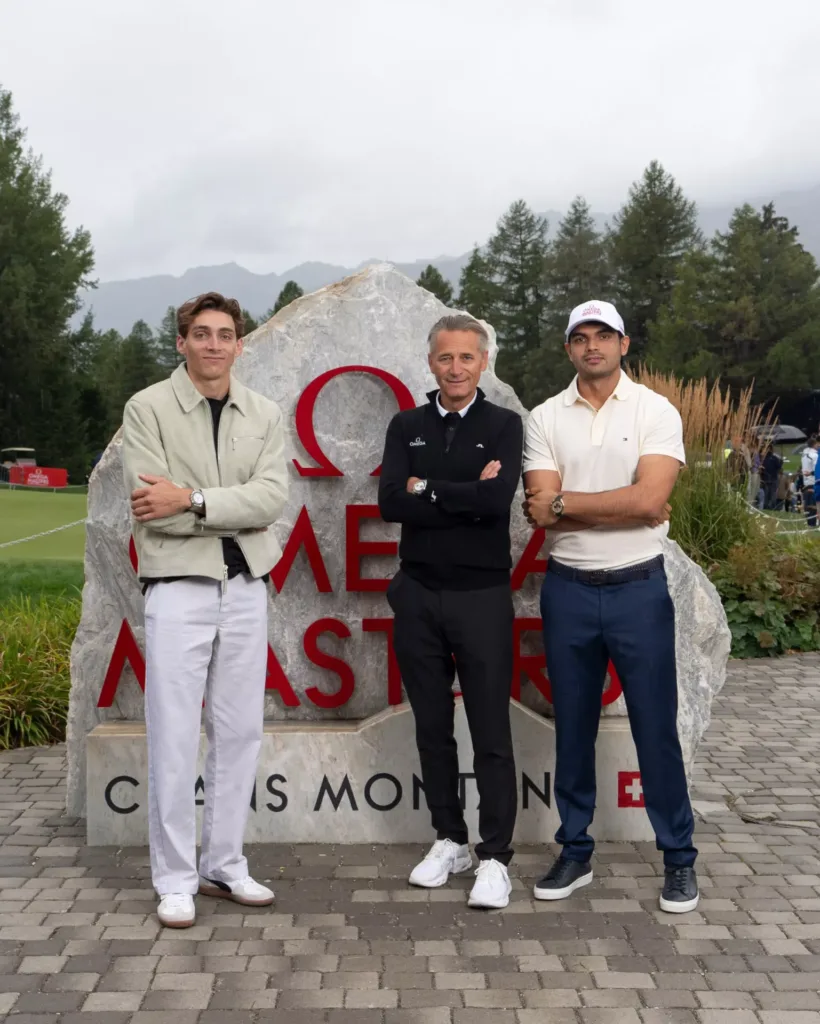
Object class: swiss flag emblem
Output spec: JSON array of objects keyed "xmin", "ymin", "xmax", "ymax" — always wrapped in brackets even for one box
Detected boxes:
[{"xmin": 618, "ymin": 771, "xmax": 644, "ymax": 808}]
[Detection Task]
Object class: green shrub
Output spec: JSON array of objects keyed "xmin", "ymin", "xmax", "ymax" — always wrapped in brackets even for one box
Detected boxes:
[
  {"xmin": 669, "ymin": 460, "xmax": 755, "ymax": 566},
  {"xmin": 0, "ymin": 596, "xmax": 81, "ymax": 749},
  {"xmin": 708, "ymin": 530, "xmax": 820, "ymax": 658}
]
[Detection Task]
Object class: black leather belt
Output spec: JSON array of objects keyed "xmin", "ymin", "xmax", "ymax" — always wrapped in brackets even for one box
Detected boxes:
[{"xmin": 548, "ymin": 555, "xmax": 664, "ymax": 586}]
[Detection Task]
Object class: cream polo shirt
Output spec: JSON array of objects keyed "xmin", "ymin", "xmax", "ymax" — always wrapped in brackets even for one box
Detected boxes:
[{"xmin": 523, "ymin": 370, "xmax": 685, "ymax": 570}]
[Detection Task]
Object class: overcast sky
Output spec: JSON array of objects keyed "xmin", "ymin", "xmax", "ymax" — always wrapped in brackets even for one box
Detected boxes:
[{"xmin": 2, "ymin": 0, "xmax": 818, "ymax": 282}]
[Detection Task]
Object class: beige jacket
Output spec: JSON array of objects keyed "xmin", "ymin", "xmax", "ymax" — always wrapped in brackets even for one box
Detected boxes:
[{"xmin": 121, "ymin": 363, "xmax": 288, "ymax": 582}]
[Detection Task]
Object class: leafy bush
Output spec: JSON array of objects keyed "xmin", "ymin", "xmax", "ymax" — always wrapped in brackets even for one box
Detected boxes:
[
  {"xmin": 0, "ymin": 596, "xmax": 80, "ymax": 749},
  {"xmin": 709, "ymin": 531, "xmax": 820, "ymax": 657}
]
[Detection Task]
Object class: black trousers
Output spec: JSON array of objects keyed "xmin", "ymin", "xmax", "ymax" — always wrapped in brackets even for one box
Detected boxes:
[{"xmin": 387, "ymin": 571, "xmax": 517, "ymax": 864}]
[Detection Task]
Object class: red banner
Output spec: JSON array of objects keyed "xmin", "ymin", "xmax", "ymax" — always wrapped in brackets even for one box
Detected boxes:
[{"xmin": 9, "ymin": 466, "xmax": 68, "ymax": 488}]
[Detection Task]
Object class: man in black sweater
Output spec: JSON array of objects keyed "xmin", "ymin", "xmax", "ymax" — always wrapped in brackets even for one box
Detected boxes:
[{"xmin": 378, "ymin": 314, "xmax": 523, "ymax": 909}]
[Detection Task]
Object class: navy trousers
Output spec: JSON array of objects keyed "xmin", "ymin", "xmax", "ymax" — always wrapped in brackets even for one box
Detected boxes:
[{"xmin": 540, "ymin": 562, "xmax": 697, "ymax": 868}]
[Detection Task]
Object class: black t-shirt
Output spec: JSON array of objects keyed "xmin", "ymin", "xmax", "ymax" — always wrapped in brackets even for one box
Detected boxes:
[{"xmin": 206, "ymin": 396, "xmax": 251, "ymax": 579}]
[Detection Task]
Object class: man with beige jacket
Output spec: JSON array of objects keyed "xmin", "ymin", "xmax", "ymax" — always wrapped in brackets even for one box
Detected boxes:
[{"xmin": 122, "ymin": 291, "xmax": 288, "ymax": 928}]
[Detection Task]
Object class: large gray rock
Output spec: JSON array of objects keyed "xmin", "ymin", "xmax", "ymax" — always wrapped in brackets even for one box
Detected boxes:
[{"xmin": 66, "ymin": 263, "xmax": 730, "ymax": 818}]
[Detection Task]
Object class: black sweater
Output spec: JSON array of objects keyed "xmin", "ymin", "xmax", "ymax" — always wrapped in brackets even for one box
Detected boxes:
[{"xmin": 378, "ymin": 390, "xmax": 524, "ymax": 590}]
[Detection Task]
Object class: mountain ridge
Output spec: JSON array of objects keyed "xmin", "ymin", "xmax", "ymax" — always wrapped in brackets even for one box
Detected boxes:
[{"xmin": 79, "ymin": 186, "xmax": 820, "ymax": 334}]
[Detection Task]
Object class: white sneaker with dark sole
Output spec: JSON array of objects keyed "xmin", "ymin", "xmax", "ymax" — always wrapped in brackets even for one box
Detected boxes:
[{"xmin": 409, "ymin": 839, "xmax": 472, "ymax": 888}]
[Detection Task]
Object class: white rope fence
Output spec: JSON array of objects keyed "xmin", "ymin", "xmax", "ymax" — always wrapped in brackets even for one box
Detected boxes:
[
  {"xmin": 0, "ymin": 519, "xmax": 86, "ymax": 550},
  {"xmin": 740, "ymin": 498, "xmax": 817, "ymax": 535}
]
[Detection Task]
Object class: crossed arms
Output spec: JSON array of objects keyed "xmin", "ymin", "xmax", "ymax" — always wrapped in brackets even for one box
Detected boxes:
[
  {"xmin": 378, "ymin": 413, "xmax": 524, "ymax": 526},
  {"xmin": 121, "ymin": 398, "xmax": 288, "ymax": 534},
  {"xmin": 522, "ymin": 455, "xmax": 681, "ymax": 532}
]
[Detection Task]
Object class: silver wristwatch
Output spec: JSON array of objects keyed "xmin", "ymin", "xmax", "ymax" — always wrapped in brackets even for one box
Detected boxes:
[
  {"xmin": 190, "ymin": 489, "xmax": 206, "ymax": 514},
  {"xmin": 412, "ymin": 479, "xmax": 428, "ymax": 497},
  {"xmin": 551, "ymin": 493, "xmax": 565, "ymax": 518}
]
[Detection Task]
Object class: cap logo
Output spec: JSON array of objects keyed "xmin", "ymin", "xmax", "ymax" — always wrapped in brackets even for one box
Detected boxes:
[{"xmin": 581, "ymin": 304, "xmax": 602, "ymax": 316}]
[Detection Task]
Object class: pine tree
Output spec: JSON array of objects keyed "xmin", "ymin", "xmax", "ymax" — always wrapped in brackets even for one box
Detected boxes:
[
  {"xmin": 609, "ymin": 161, "xmax": 701, "ymax": 361},
  {"xmin": 111, "ymin": 321, "xmax": 159, "ymax": 426},
  {"xmin": 417, "ymin": 264, "xmax": 453, "ymax": 305},
  {"xmin": 649, "ymin": 203, "xmax": 820, "ymax": 399},
  {"xmin": 242, "ymin": 309, "xmax": 258, "ymax": 335},
  {"xmin": 154, "ymin": 305, "xmax": 181, "ymax": 375},
  {"xmin": 486, "ymin": 201, "xmax": 549, "ymax": 397},
  {"xmin": 520, "ymin": 197, "xmax": 612, "ymax": 408},
  {"xmin": 0, "ymin": 85, "xmax": 94, "ymax": 474},
  {"xmin": 266, "ymin": 280, "xmax": 304, "ymax": 319},
  {"xmin": 456, "ymin": 245, "xmax": 498, "ymax": 322}
]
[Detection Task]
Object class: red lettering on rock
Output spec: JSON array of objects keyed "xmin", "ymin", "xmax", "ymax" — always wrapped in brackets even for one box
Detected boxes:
[
  {"xmin": 362, "ymin": 618, "xmax": 403, "ymax": 705},
  {"xmin": 304, "ymin": 618, "xmax": 356, "ymax": 708},
  {"xmin": 345, "ymin": 505, "xmax": 396, "ymax": 592},
  {"xmin": 270, "ymin": 506, "xmax": 333, "ymax": 593},
  {"xmin": 603, "ymin": 662, "xmax": 624, "ymax": 706},
  {"xmin": 266, "ymin": 644, "xmax": 300, "ymax": 707},
  {"xmin": 512, "ymin": 617, "xmax": 549, "ymax": 701},
  {"xmin": 511, "ymin": 529, "xmax": 547, "ymax": 591},
  {"xmin": 97, "ymin": 619, "xmax": 146, "ymax": 707},
  {"xmin": 293, "ymin": 366, "xmax": 416, "ymax": 477}
]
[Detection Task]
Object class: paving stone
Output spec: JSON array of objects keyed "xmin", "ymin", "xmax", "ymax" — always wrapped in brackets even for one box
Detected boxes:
[{"xmin": 3, "ymin": 656, "xmax": 820, "ymax": 1023}]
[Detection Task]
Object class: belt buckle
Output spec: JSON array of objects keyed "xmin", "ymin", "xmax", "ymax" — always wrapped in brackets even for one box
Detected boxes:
[{"xmin": 587, "ymin": 570, "xmax": 608, "ymax": 586}]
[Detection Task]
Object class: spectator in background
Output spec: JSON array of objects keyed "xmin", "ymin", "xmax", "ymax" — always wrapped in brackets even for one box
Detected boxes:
[
  {"xmin": 726, "ymin": 436, "xmax": 751, "ymax": 489},
  {"xmin": 760, "ymin": 446, "xmax": 782, "ymax": 510},
  {"xmin": 775, "ymin": 472, "xmax": 791, "ymax": 512},
  {"xmin": 801, "ymin": 436, "xmax": 820, "ymax": 528},
  {"xmin": 749, "ymin": 449, "xmax": 762, "ymax": 507}
]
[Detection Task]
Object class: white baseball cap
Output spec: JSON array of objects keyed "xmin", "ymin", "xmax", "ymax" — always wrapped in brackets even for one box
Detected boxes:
[{"xmin": 565, "ymin": 300, "xmax": 625, "ymax": 339}]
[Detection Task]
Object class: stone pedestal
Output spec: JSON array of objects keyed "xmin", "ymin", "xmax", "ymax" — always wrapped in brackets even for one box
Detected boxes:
[{"xmin": 86, "ymin": 700, "xmax": 654, "ymax": 846}]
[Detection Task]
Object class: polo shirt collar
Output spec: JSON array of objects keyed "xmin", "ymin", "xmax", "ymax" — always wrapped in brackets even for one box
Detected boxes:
[
  {"xmin": 564, "ymin": 369, "xmax": 634, "ymax": 407},
  {"xmin": 171, "ymin": 362, "xmax": 247, "ymax": 415}
]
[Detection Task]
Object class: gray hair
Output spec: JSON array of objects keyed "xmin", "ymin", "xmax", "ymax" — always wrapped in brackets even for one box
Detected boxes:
[{"xmin": 427, "ymin": 314, "xmax": 489, "ymax": 354}]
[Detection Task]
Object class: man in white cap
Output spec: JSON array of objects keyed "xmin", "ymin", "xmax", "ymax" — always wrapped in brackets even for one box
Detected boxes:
[{"xmin": 521, "ymin": 300, "xmax": 699, "ymax": 914}]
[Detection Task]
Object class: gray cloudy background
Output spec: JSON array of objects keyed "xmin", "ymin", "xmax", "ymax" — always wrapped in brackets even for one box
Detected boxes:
[{"xmin": 2, "ymin": 0, "xmax": 819, "ymax": 283}]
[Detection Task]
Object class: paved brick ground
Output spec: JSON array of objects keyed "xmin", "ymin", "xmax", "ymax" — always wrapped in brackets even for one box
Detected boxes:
[{"xmin": 2, "ymin": 655, "xmax": 820, "ymax": 1023}]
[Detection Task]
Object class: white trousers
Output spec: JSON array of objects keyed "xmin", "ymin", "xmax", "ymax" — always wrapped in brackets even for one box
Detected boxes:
[{"xmin": 143, "ymin": 575, "xmax": 268, "ymax": 895}]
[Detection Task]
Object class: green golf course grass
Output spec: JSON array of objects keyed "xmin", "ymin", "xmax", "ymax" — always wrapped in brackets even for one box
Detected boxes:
[{"xmin": 0, "ymin": 489, "xmax": 86, "ymax": 601}]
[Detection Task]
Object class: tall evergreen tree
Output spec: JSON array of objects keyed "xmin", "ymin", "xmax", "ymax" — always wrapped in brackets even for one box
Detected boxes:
[
  {"xmin": 456, "ymin": 245, "xmax": 498, "ymax": 322},
  {"xmin": 487, "ymin": 200, "xmax": 549, "ymax": 368},
  {"xmin": 154, "ymin": 305, "xmax": 181, "ymax": 375},
  {"xmin": 608, "ymin": 161, "xmax": 701, "ymax": 360},
  {"xmin": 0, "ymin": 85, "xmax": 94, "ymax": 476},
  {"xmin": 241, "ymin": 309, "xmax": 259, "ymax": 335},
  {"xmin": 649, "ymin": 203, "xmax": 820, "ymax": 399},
  {"xmin": 417, "ymin": 264, "xmax": 453, "ymax": 305},
  {"xmin": 111, "ymin": 320, "xmax": 158, "ymax": 426},
  {"xmin": 266, "ymin": 280, "xmax": 304, "ymax": 319},
  {"xmin": 520, "ymin": 197, "xmax": 612, "ymax": 407}
]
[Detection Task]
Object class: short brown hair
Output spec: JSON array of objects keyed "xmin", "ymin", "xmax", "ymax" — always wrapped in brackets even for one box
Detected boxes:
[{"xmin": 177, "ymin": 292, "xmax": 244, "ymax": 338}]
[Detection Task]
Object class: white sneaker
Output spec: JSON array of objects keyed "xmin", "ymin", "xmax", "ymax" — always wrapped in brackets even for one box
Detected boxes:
[
  {"xmin": 408, "ymin": 839, "xmax": 473, "ymax": 888},
  {"xmin": 198, "ymin": 875, "xmax": 274, "ymax": 906},
  {"xmin": 468, "ymin": 859, "xmax": 512, "ymax": 909},
  {"xmin": 157, "ymin": 893, "xmax": 195, "ymax": 928}
]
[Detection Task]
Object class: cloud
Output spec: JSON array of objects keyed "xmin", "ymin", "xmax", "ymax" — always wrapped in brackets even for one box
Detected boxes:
[{"xmin": 2, "ymin": 0, "xmax": 819, "ymax": 279}]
